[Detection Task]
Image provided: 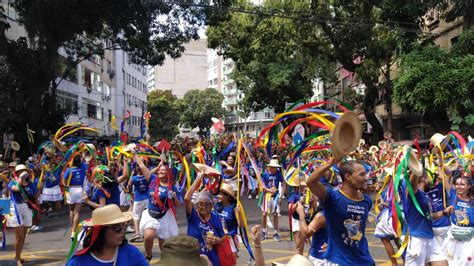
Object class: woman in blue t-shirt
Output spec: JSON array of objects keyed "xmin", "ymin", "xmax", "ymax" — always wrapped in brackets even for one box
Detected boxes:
[
  {"xmin": 67, "ymin": 204, "xmax": 147, "ymax": 266},
  {"xmin": 442, "ymin": 176, "xmax": 473, "ymax": 264},
  {"xmin": 135, "ymin": 155, "xmax": 180, "ymax": 262},
  {"xmin": 62, "ymin": 155, "xmax": 86, "ymax": 239},
  {"xmin": 185, "ymin": 170, "xmax": 226, "ymax": 266},
  {"xmin": 215, "ymin": 183, "xmax": 244, "ymax": 260}
]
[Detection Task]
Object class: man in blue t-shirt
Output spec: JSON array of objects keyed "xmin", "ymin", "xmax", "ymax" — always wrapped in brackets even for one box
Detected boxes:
[
  {"xmin": 260, "ymin": 159, "xmax": 285, "ymax": 242},
  {"xmin": 128, "ymin": 168, "xmax": 149, "ymax": 241},
  {"xmin": 307, "ymin": 157, "xmax": 375, "ymax": 265}
]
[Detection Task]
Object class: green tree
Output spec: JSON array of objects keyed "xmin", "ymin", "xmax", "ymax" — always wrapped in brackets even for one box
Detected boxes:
[
  {"xmin": 0, "ymin": 0, "xmax": 230, "ymax": 158},
  {"xmin": 208, "ymin": 0, "xmax": 335, "ymax": 114},
  {"xmin": 147, "ymin": 90, "xmax": 181, "ymax": 141},
  {"xmin": 180, "ymin": 88, "xmax": 226, "ymax": 134},
  {"xmin": 208, "ymin": 0, "xmax": 443, "ymax": 141},
  {"xmin": 393, "ymin": 29, "xmax": 474, "ymax": 134}
]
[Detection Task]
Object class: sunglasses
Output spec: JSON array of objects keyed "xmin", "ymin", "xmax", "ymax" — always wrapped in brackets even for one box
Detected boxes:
[{"xmin": 108, "ymin": 223, "xmax": 127, "ymax": 234}]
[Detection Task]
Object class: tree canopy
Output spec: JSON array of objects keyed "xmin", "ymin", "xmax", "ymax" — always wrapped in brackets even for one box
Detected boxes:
[
  {"xmin": 393, "ymin": 29, "xmax": 474, "ymax": 134},
  {"xmin": 179, "ymin": 88, "xmax": 226, "ymax": 134},
  {"xmin": 147, "ymin": 90, "xmax": 181, "ymax": 141},
  {"xmin": 207, "ymin": 0, "xmax": 464, "ymax": 140}
]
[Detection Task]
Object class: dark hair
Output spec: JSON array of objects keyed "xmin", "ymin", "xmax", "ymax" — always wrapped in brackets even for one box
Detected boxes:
[
  {"xmin": 82, "ymin": 226, "xmax": 127, "ymax": 253},
  {"xmin": 73, "ymin": 155, "xmax": 82, "ymax": 168},
  {"xmin": 338, "ymin": 161, "xmax": 361, "ymax": 182}
]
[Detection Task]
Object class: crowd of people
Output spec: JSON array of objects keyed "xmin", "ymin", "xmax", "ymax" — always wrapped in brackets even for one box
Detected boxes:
[{"xmin": 0, "ymin": 110, "xmax": 473, "ymax": 266}]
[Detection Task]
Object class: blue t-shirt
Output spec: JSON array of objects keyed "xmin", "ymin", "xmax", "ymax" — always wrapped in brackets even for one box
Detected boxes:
[
  {"xmin": 44, "ymin": 169, "xmax": 60, "ymax": 188},
  {"xmin": 214, "ymin": 203, "xmax": 238, "ymax": 236},
  {"xmin": 449, "ymin": 188, "xmax": 473, "ymax": 227},
  {"xmin": 402, "ymin": 180, "xmax": 433, "ymax": 238},
  {"xmin": 64, "ymin": 167, "xmax": 85, "ymax": 187},
  {"xmin": 148, "ymin": 174, "xmax": 177, "ymax": 217},
  {"xmin": 8, "ymin": 181, "xmax": 38, "ymax": 204},
  {"xmin": 92, "ymin": 184, "xmax": 120, "ymax": 206},
  {"xmin": 323, "ymin": 189, "xmax": 374, "ymax": 265},
  {"xmin": 187, "ymin": 208, "xmax": 224, "ymax": 266},
  {"xmin": 132, "ymin": 175, "xmax": 149, "ymax": 202},
  {"xmin": 66, "ymin": 243, "xmax": 147, "ymax": 266},
  {"xmin": 261, "ymin": 171, "xmax": 283, "ymax": 192},
  {"xmin": 309, "ymin": 212, "xmax": 328, "ymax": 260},
  {"xmin": 427, "ymin": 183, "xmax": 450, "ymax": 228}
]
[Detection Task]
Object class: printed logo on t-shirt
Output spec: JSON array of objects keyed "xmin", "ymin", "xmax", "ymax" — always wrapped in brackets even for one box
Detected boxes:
[
  {"xmin": 342, "ymin": 204, "xmax": 365, "ymax": 246},
  {"xmin": 455, "ymin": 201, "xmax": 470, "ymax": 226},
  {"xmin": 198, "ymin": 222, "xmax": 216, "ymax": 253}
]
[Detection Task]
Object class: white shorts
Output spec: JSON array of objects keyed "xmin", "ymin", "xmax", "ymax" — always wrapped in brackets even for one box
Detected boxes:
[
  {"xmin": 405, "ymin": 236, "xmax": 446, "ymax": 265},
  {"xmin": 433, "ymin": 225, "xmax": 450, "ymax": 248},
  {"xmin": 374, "ymin": 209, "xmax": 396, "ymax": 239},
  {"xmin": 40, "ymin": 185, "xmax": 63, "ymax": 203},
  {"xmin": 133, "ymin": 200, "xmax": 149, "ymax": 221},
  {"xmin": 120, "ymin": 192, "xmax": 132, "ymax": 207},
  {"xmin": 7, "ymin": 203, "xmax": 33, "ymax": 228},
  {"xmin": 291, "ymin": 215, "xmax": 300, "ymax": 232},
  {"xmin": 308, "ymin": 255, "xmax": 326, "ymax": 265},
  {"xmin": 224, "ymin": 179, "xmax": 238, "ymax": 191},
  {"xmin": 139, "ymin": 209, "xmax": 178, "ymax": 239},
  {"xmin": 66, "ymin": 187, "xmax": 83, "ymax": 204},
  {"xmin": 442, "ymin": 227, "xmax": 474, "ymax": 265}
]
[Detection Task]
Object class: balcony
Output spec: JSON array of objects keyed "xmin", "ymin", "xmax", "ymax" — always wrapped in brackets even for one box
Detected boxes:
[
  {"xmin": 223, "ymin": 68, "xmax": 233, "ymax": 75},
  {"xmin": 223, "ymin": 98, "xmax": 239, "ymax": 106},
  {"xmin": 248, "ymin": 111, "xmax": 275, "ymax": 122},
  {"xmin": 223, "ymin": 88, "xmax": 238, "ymax": 96},
  {"xmin": 224, "ymin": 114, "xmax": 243, "ymax": 125},
  {"xmin": 223, "ymin": 78, "xmax": 234, "ymax": 85}
]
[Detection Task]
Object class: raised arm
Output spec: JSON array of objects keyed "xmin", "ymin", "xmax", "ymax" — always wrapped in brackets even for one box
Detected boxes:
[
  {"xmin": 409, "ymin": 172, "xmax": 420, "ymax": 194},
  {"xmin": 307, "ymin": 157, "xmax": 336, "ymax": 202},
  {"xmin": 116, "ymin": 158, "xmax": 130, "ymax": 184},
  {"xmin": 134, "ymin": 155, "xmax": 152, "ymax": 182},
  {"xmin": 184, "ymin": 172, "xmax": 204, "ymax": 216},
  {"xmin": 296, "ymin": 202, "xmax": 326, "ymax": 238}
]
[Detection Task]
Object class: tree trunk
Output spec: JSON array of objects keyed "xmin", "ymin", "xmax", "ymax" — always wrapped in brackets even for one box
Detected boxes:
[{"xmin": 360, "ymin": 74, "xmax": 384, "ymax": 143}]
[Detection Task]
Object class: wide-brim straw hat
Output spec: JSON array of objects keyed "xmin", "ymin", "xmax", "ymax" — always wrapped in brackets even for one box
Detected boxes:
[
  {"xmin": 430, "ymin": 133, "xmax": 447, "ymax": 153},
  {"xmin": 403, "ymin": 145, "xmax": 423, "ymax": 177},
  {"xmin": 192, "ymin": 163, "xmax": 221, "ymax": 177},
  {"xmin": 83, "ymin": 143, "xmax": 96, "ymax": 162},
  {"xmin": 369, "ymin": 145, "xmax": 380, "ymax": 154},
  {"xmin": 84, "ymin": 204, "xmax": 133, "ymax": 227},
  {"xmin": 330, "ymin": 111, "xmax": 362, "ymax": 160},
  {"xmin": 11, "ymin": 141, "xmax": 20, "ymax": 151},
  {"xmin": 285, "ymin": 166, "xmax": 307, "ymax": 187},
  {"xmin": 272, "ymin": 254, "xmax": 313, "ymax": 266},
  {"xmin": 267, "ymin": 159, "xmax": 282, "ymax": 168},
  {"xmin": 14, "ymin": 164, "xmax": 28, "ymax": 173},
  {"xmin": 157, "ymin": 236, "xmax": 208, "ymax": 265},
  {"xmin": 220, "ymin": 183, "xmax": 236, "ymax": 198},
  {"xmin": 378, "ymin": 140, "xmax": 388, "ymax": 149}
]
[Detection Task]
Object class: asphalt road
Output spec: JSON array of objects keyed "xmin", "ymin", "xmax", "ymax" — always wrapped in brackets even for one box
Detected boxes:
[{"xmin": 0, "ymin": 196, "xmax": 392, "ymax": 265}]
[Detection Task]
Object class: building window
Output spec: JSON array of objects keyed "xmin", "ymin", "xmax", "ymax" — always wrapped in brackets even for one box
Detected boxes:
[
  {"xmin": 57, "ymin": 90, "xmax": 78, "ymax": 115},
  {"xmin": 82, "ymin": 98, "xmax": 103, "ymax": 120},
  {"xmin": 104, "ymin": 84, "xmax": 111, "ymax": 96},
  {"xmin": 81, "ymin": 67, "xmax": 101, "ymax": 91}
]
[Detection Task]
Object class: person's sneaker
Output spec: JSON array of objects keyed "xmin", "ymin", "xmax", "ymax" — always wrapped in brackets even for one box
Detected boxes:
[
  {"xmin": 126, "ymin": 226, "xmax": 135, "ymax": 233},
  {"xmin": 260, "ymin": 231, "xmax": 266, "ymax": 241},
  {"xmin": 273, "ymin": 232, "xmax": 281, "ymax": 242},
  {"xmin": 34, "ymin": 225, "xmax": 43, "ymax": 231},
  {"xmin": 247, "ymin": 258, "xmax": 256, "ymax": 266},
  {"xmin": 256, "ymin": 195, "xmax": 259, "ymax": 199},
  {"xmin": 248, "ymin": 194, "xmax": 252, "ymax": 199}
]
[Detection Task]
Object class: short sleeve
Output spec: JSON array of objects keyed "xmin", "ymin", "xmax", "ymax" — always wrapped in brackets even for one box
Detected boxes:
[
  {"xmin": 187, "ymin": 206, "xmax": 199, "ymax": 222},
  {"xmin": 126, "ymin": 244, "xmax": 148, "ymax": 266},
  {"xmin": 277, "ymin": 172, "xmax": 284, "ymax": 183},
  {"xmin": 323, "ymin": 187, "xmax": 336, "ymax": 208},
  {"xmin": 213, "ymin": 215, "xmax": 225, "ymax": 238},
  {"xmin": 96, "ymin": 189, "xmax": 106, "ymax": 200}
]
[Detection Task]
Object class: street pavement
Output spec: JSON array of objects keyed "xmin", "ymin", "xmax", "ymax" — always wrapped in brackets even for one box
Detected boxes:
[{"xmin": 0, "ymin": 196, "xmax": 392, "ymax": 265}]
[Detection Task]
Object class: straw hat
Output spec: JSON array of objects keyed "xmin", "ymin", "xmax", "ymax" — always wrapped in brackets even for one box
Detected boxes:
[
  {"xmin": 192, "ymin": 163, "xmax": 221, "ymax": 177},
  {"xmin": 378, "ymin": 140, "xmax": 388, "ymax": 150},
  {"xmin": 330, "ymin": 111, "xmax": 362, "ymax": 160},
  {"xmin": 220, "ymin": 183, "xmax": 236, "ymax": 198},
  {"xmin": 267, "ymin": 159, "xmax": 282, "ymax": 168},
  {"xmin": 14, "ymin": 164, "xmax": 28, "ymax": 173},
  {"xmin": 85, "ymin": 204, "xmax": 133, "ymax": 226},
  {"xmin": 272, "ymin": 254, "xmax": 313, "ymax": 266},
  {"xmin": 157, "ymin": 236, "xmax": 208, "ymax": 265},
  {"xmin": 369, "ymin": 145, "xmax": 380, "ymax": 154},
  {"xmin": 284, "ymin": 166, "xmax": 307, "ymax": 186},
  {"xmin": 403, "ymin": 145, "xmax": 423, "ymax": 177},
  {"xmin": 11, "ymin": 141, "xmax": 20, "ymax": 151},
  {"xmin": 430, "ymin": 133, "xmax": 447, "ymax": 153},
  {"xmin": 83, "ymin": 143, "xmax": 96, "ymax": 162}
]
